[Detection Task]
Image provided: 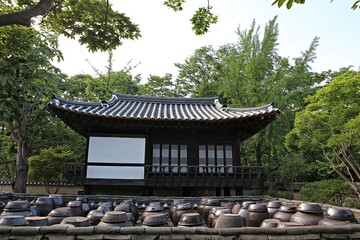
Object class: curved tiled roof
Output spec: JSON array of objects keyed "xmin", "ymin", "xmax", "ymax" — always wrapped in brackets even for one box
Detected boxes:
[{"xmin": 48, "ymin": 93, "xmax": 279, "ymax": 122}]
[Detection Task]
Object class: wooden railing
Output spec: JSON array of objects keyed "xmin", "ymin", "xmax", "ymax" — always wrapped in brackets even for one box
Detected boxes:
[
  {"xmin": 65, "ymin": 163, "xmax": 261, "ymax": 188},
  {"xmin": 144, "ymin": 165, "xmax": 261, "ymax": 188}
]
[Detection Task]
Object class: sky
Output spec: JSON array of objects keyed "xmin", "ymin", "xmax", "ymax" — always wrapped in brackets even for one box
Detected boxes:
[{"xmin": 55, "ymin": 0, "xmax": 360, "ymax": 82}]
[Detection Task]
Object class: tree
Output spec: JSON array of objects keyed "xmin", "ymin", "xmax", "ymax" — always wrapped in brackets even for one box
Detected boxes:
[
  {"xmin": 28, "ymin": 146, "xmax": 75, "ymax": 193},
  {"xmin": 175, "ymin": 17, "xmax": 327, "ymax": 191},
  {"xmin": 272, "ymin": 0, "xmax": 360, "ymax": 10},
  {"xmin": 286, "ymin": 70, "xmax": 360, "ymax": 197},
  {"xmin": 175, "ymin": 45, "xmax": 223, "ymax": 98},
  {"xmin": 141, "ymin": 73, "xmax": 177, "ymax": 97},
  {"xmin": 0, "ymin": 26, "xmax": 62, "ymax": 193},
  {"xmin": 60, "ymin": 71, "xmax": 141, "ymax": 102},
  {"xmin": 0, "ymin": 0, "xmax": 141, "ymax": 52},
  {"xmin": 1, "ymin": 0, "xmax": 358, "ymax": 52},
  {"xmin": 0, "ymin": 0, "xmax": 219, "ymax": 52}
]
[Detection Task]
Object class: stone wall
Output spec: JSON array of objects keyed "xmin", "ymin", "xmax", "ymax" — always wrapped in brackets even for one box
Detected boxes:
[
  {"xmin": 0, "ymin": 183, "xmax": 83, "ymax": 195},
  {"xmin": 1, "ymin": 225, "xmax": 360, "ymax": 240}
]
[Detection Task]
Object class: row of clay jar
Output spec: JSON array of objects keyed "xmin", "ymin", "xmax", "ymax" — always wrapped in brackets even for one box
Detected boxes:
[
  {"xmin": 0, "ymin": 196, "xmax": 358, "ymax": 228},
  {"xmin": 194, "ymin": 198, "xmax": 359, "ymax": 228}
]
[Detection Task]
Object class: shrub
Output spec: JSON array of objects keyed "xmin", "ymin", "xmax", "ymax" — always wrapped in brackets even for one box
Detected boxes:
[
  {"xmin": 300, "ymin": 179, "xmax": 355, "ymax": 206},
  {"xmin": 342, "ymin": 198, "xmax": 360, "ymax": 209}
]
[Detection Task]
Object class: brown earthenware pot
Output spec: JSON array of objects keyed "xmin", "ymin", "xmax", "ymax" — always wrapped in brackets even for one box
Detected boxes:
[
  {"xmin": 76, "ymin": 197, "xmax": 90, "ymax": 216},
  {"xmin": 67, "ymin": 201, "xmax": 83, "ymax": 216},
  {"xmin": 172, "ymin": 203, "xmax": 195, "ymax": 226},
  {"xmin": 2, "ymin": 200, "xmax": 33, "ymax": 217},
  {"xmin": 0, "ymin": 215, "xmax": 29, "ymax": 226},
  {"xmin": 61, "ymin": 216, "xmax": 90, "ymax": 227},
  {"xmin": 114, "ymin": 204, "xmax": 131, "ymax": 213},
  {"xmin": 211, "ymin": 208, "xmax": 231, "ymax": 228},
  {"xmin": 290, "ymin": 211, "xmax": 323, "ymax": 226},
  {"xmin": 297, "ymin": 203, "xmax": 323, "ymax": 213},
  {"xmin": 196, "ymin": 198, "xmax": 208, "ymax": 216},
  {"xmin": 47, "ymin": 207, "xmax": 72, "ymax": 225},
  {"xmin": 49, "ymin": 194, "xmax": 64, "ymax": 208},
  {"xmin": 267, "ymin": 201, "xmax": 282, "ymax": 218},
  {"xmin": 272, "ymin": 206, "xmax": 296, "ymax": 222},
  {"xmin": 290, "ymin": 203, "xmax": 323, "ymax": 226},
  {"xmin": 25, "ymin": 216, "xmax": 49, "ymax": 226},
  {"xmin": 170, "ymin": 199, "xmax": 186, "ymax": 219},
  {"xmin": 207, "ymin": 207, "xmax": 226, "ymax": 228},
  {"xmin": 4, "ymin": 200, "xmax": 31, "ymax": 212},
  {"xmin": 238, "ymin": 201, "xmax": 256, "ymax": 225},
  {"xmin": 35, "ymin": 197, "xmax": 55, "ymax": 216},
  {"xmin": 231, "ymin": 203, "xmax": 242, "ymax": 214},
  {"xmin": 246, "ymin": 204, "xmax": 269, "ymax": 227},
  {"xmin": 143, "ymin": 213, "xmax": 168, "ymax": 227},
  {"xmin": 202, "ymin": 199, "xmax": 221, "ymax": 225},
  {"xmin": 140, "ymin": 204, "xmax": 163, "ymax": 223},
  {"xmin": 98, "ymin": 211, "xmax": 132, "ymax": 227},
  {"xmin": 214, "ymin": 214, "xmax": 243, "ymax": 228},
  {"xmin": 86, "ymin": 210, "xmax": 104, "ymax": 226},
  {"xmin": 1, "ymin": 210, "xmax": 34, "ymax": 217},
  {"xmin": 324, "ymin": 207, "xmax": 357, "ymax": 222},
  {"xmin": 260, "ymin": 219, "xmax": 281, "ymax": 228},
  {"xmin": 178, "ymin": 213, "xmax": 207, "ymax": 227},
  {"xmin": 122, "ymin": 200, "xmax": 139, "ymax": 222},
  {"xmin": 220, "ymin": 202, "xmax": 235, "ymax": 211}
]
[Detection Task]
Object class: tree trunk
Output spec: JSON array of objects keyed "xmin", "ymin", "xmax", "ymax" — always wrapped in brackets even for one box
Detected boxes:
[{"xmin": 13, "ymin": 138, "xmax": 28, "ymax": 193}]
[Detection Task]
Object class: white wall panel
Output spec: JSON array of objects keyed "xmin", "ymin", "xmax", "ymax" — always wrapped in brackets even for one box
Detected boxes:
[
  {"xmin": 88, "ymin": 137, "xmax": 145, "ymax": 164},
  {"xmin": 86, "ymin": 166, "xmax": 144, "ymax": 179}
]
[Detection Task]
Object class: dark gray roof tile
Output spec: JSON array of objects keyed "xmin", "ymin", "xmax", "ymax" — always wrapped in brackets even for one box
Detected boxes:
[{"xmin": 48, "ymin": 93, "xmax": 280, "ymax": 122}]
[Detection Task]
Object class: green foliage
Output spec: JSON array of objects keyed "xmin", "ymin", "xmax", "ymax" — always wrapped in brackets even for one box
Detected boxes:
[
  {"xmin": 28, "ymin": 146, "xmax": 74, "ymax": 182},
  {"xmin": 61, "ymin": 71, "xmax": 141, "ymax": 102},
  {"xmin": 300, "ymin": 179, "xmax": 355, "ymax": 206},
  {"xmin": 164, "ymin": 0, "xmax": 218, "ymax": 35},
  {"xmin": 267, "ymin": 189, "xmax": 294, "ymax": 200},
  {"xmin": 342, "ymin": 198, "xmax": 360, "ymax": 209},
  {"xmin": 190, "ymin": 6, "xmax": 218, "ymax": 35},
  {"xmin": 29, "ymin": 116, "xmax": 86, "ymax": 163},
  {"xmin": 175, "ymin": 45, "xmax": 223, "ymax": 97},
  {"xmin": 0, "ymin": 29, "xmax": 62, "ymax": 125},
  {"xmin": 0, "ymin": 26, "xmax": 63, "ymax": 192},
  {"xmin": 0, "ymin": 126, "xmax": 15, "ymax": 181},
  {"xmin": 175, "ymin": 17, "xmax": 328, "ymax": 190},
  {"xmin": 286, "ymin": 70, "xmax": 360, "ymax": 196},
  {"xmin": 0, "ymin": 0, "xmax": 140, "ymax": 52},
  {"xmin": 141, "ymin": 73, "xmax": 177, "ymax": 97},
  {"xmin": 163, "ymin": 0, "xmax": 186, "ymax": 11},
  {"xmin": 0, "ymin": 25, "xmax": 36, "ymax": 58},
  {"xmin": 43, "ymin": 0, "xmax": 141, "ymax": 52},
  {"xmin": 272, "ymin": 0, "xmax": 359, "ymax": 10}
]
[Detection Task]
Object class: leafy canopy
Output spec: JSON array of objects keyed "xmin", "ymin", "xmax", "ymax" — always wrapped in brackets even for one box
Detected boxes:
[
  {"xmin": 272, "ymin": 0, "xmax": 360, "ymax": 10},
  {"xmin": 286, "ymin": 70, "xmax": 360, "ymax": 196}
]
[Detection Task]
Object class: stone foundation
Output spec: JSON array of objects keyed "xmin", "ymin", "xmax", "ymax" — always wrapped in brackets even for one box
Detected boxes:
[{"xmin": 1, "ymin": 225, "xmax": 360, "ymax": 240}]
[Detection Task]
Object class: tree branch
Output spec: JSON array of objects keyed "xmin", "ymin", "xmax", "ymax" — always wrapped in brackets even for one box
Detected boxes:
[{"xmin": 0, "ymin": 0, "xmax": 53, "ymax": 27}]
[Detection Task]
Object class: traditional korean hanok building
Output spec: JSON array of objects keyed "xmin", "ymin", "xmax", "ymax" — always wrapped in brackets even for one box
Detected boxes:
[{"xmin": 47, "ymin": 93, "xmax": 280, "ymax": 196}]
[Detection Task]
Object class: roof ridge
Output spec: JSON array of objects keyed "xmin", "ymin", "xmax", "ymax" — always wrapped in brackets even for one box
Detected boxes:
[
  {"xmin": 113, "ymin": 92, "xmax": 218, "ymax": 105},
  {"xmin": 227, "ymin": 103, "xmax": 279, "ymax": 112}
]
